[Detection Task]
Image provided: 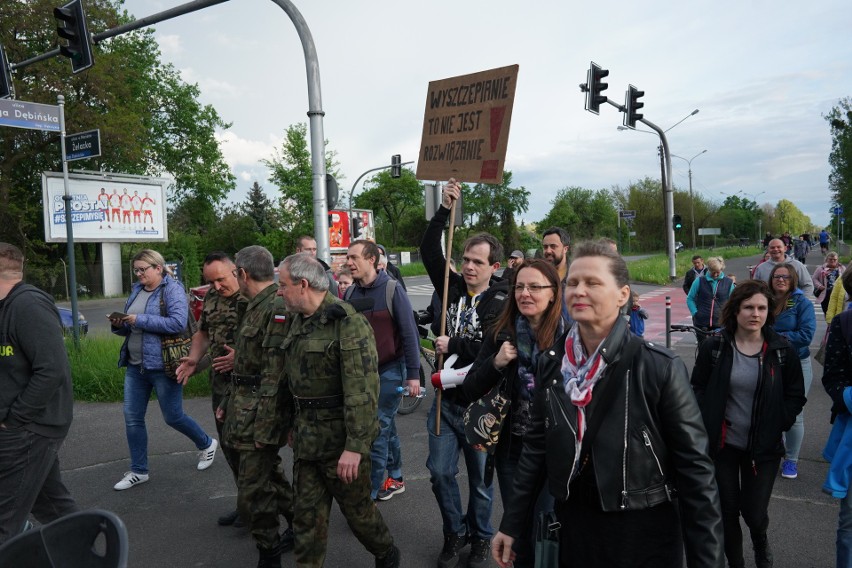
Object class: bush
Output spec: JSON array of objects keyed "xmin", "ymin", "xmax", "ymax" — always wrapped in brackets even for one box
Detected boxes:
[{"xmin": 67, "ymin": 335, "xmax": 211, "ymax": 402}]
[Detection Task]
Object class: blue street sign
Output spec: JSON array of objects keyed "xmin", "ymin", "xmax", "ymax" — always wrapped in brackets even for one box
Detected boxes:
[
  {"xmin": 834, "ymin": 206, "xmax": 843, "ymax": 215},
  {"xmin": 65, "ymin": 129, "xmax": 101, "ymax": 161},
  {"xmin": 0, "ymin": 98, "xmax": 60, "ymax": 132}
]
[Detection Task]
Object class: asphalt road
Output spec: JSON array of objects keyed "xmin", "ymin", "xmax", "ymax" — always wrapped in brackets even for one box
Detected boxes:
[{"xmin": 53, "ymin": 248, "xmax": 841, "ymax": 567}]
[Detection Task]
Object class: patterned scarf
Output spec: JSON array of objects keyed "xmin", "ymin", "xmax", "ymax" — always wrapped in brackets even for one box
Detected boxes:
[
  {"xmin": 561, "ymin": 323, "xmax": 609, "ymax": 443},
  {"xmin": 513, "ymin": 315, "xmax": 566, "ymax": 436}
]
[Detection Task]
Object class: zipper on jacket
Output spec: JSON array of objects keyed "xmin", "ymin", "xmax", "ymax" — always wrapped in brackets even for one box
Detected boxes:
[
  {"xmin": 642, "ymin": 429, "xmax": 665, "ymax": 478},
  {"xmin": 746, "ymin": 348, "xmax": 767, "ymax": 473},
  {"xmin": 547, "ymin": 386, "xmax": 580, "ymax": 498},
  {"xmin": 621, "ymin": 370, "xmax": 631, "ymax": 510}
]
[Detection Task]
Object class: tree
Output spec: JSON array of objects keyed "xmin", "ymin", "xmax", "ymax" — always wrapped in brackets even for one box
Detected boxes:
[
  {"xmin": 354, "ymin": 169, "xmax": 423, "ymax": 246},
  {"xmin": 263, "ymin": 123, "xmax": 341, "ymax": 251},
  {"xmin": 826, "ymin": 98, "xmax": 852, "ymax": 228},
  {"xmin": 539, "ymin": 186, "xmax": 618, "ymax": 244},
  {"xmin": 463, "ymin": 171, "xmax": 530, "ymax": 254},
  {"xmin": 716, "ymin": 195, "xmax": 761, "ymax": 239},
  {"xmin": 775, "ymin": 199, "xmax": 812, "ymax": 236},
  {"xmin": 241, "ymin": 181, "xmax": 275, "ymax": 235}
]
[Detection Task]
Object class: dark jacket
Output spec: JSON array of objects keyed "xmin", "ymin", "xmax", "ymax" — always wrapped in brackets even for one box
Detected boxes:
[
  {"xmin": 500, "ymin": 318, "xmax": 724, "ymax": 568},
  {"xmin": 691, "ymin": 328, "xmax": 806, "ymax": 462},
  {"xmin": 420, "ymin": 203, "xmax": 509, "ymax": 406},
  {"xmin": 0, "ymin": 283, "xmax": 74, "ymax": 438},
  {"xmin": 683, "ymin": 265, "xmax": 706, "ymax": 294}
]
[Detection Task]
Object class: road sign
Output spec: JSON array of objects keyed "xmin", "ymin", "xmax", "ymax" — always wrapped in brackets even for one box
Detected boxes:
[
  {"xmin": 64, "ymin": 129, "xmax": 101, "ymax": 161},
  {"xmin": 0, "ymin": 98, "xmax": 60, "ymax": 132},
  {"xmin": 834, "ymin": 206, "xmax": 843, "ymax": 215},
  {"xmin": 619, "ymin": 209, "xmax": 636, "ymax": 219},
  {"xmin": 698, "ymin": 227, "xmax": 722, "ymax": 236}
]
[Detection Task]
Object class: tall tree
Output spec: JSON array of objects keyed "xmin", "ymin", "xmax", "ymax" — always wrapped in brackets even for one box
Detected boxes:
[
  {"xmin": 464, "ymin": 171, "xmax": 530, "ymax": 254},
  {"xmin": 354, "ymin": 169, "xmax": 423, "ymax": 245},
  {"xmin": 539, "ymin": 186, "xmax": 618, "ymax": 244},
  {"xmin": 826, "ymin": 98, "xmax": 852, "ymax": 229},
  {"xmin": 240, "ymin": 181, "xmax": 274, "ymax": 235}
]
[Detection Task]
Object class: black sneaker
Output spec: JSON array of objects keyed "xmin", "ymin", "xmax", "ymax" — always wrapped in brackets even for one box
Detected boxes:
[
  {"xmin": 279, "ymin": 527, "xmax": 295, "ymax": 553},
  {"xmin": 438, "ymin": 533, "xmax": 469, "ymax": 568},
  {"xmin": 467, "ymin": 538, "xmax": 490, "ymax": 567},
  {"xmin": 217, "ymin": 510, "xmax": 240, "ymax": 526},
  {"xmin": 375, "ymin": 544, "xmax": 401, "ymax": 568}
]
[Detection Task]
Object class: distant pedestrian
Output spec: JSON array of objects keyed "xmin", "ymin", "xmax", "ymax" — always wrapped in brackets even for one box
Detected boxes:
[
  {"xmin": 295, "ymin": 236, "xmax": 339, "ymax": 297},
  {"xmin": 110, "ymin": 249, "xmax": 218, "ymax": 492},
  {"xmin": 336, "ymin": 266, "xmax": 354, "ymax": 299},
  {"xmin": 686, "ymin": 257, "xmax": 735, "ymax": 343},
  {"xmin": 813, "ymin": 252, "xmax": 845, "ymax": 316},
  {"xmin": 629, "ymin": 290, "xmax": 649, "ymax": 338},
  {"xmin": 376, "ymin": 244, "xmax": 407, "ymax": 291},
  {"xmin": 820, "ymin": 229, "xmax": 831, "ymax": 255},
  {"xmin": 753, "ymin": 239, "xmax": 813, "ymax": 296},
  {"xmin": 0, "ymin": 243, "xmax": 79, "ymax": 544},
  {"xmin": 683, "ymin": 255, "xmax": 707, "ymax": 295},
  {"xmin": 501, "ymin": 249, "xmax": 525, "ymax": 283},
  {"xmin": 793, "ymin": 235, "xmax": 810, "ymax": 265}
]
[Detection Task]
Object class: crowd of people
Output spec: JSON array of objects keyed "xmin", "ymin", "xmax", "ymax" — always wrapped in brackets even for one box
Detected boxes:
[{"xmin": 2, "ymin": 208, "xmax": 852, "ymax": 566}]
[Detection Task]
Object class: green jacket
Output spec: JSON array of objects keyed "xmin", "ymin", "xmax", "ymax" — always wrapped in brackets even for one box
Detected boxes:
[
  {"xmin": 279, "ymin": 293, "xmax": 379, "ymax": 461},
  {"xmin": 198, "ymin": 287, "xmax": 246, "ymax": 396}
]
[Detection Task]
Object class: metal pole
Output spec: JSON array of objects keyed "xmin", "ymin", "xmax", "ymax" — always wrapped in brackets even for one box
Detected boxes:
[
  {"xmin": 665, "ymin": 296, "xmax": 671, "ymax": 348},
  {"xmin": 688, "ymin": 166, "xmax": 695, "ymax": 249},
  {"xmin": 617, "ymin": 209, "xmax": 622, "ymax": 252},
  {"xmin": 58, "ymin": 95, "xmax": 80, "ymax": 347},
  {"xmin": 638, "ymin": 118, "xmax": 675, "ymax": 281},
  {"xmin": 348, "ymin": 160, "xmax": 414, "ymax": 210}
]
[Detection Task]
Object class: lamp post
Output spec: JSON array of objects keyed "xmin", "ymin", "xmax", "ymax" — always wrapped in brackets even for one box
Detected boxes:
[
  {"xmin": 740, "ymin": 191, "xmax": 765, "ymax": 241},
  {"xmin": 671, "ymin": 150, "xmax": 707, "ymax": 249}
]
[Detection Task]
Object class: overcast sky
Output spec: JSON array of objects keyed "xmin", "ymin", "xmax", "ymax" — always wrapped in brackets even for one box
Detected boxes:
[{"xmin": 120, "ymin": 0, "xmax": 852, "ymax": 230}]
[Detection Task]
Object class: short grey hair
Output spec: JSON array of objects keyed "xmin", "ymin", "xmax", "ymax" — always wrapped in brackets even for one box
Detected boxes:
[
  {"xmin": 281, "ymin": 253, "xmax": 329, "ymax": 291},
  {"xmin": 235, "ymin": 245, "xmax": 274, "ymax": 281}
]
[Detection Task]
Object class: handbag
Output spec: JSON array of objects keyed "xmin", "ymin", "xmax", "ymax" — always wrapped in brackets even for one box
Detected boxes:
[
  {"xmin": 463, "ymin": 378, "xmax": 510, "ymax": 453},
  {"xmin": 534, "ymin": 511, "xmax": 560, "ymax": 568},
  {"xmin": 159, "ymin": 293, "xmax": 197, "ymax": 379},
  {"xmin": 815, "ymin": 327, "xmax": 830, "ymax": 366}
]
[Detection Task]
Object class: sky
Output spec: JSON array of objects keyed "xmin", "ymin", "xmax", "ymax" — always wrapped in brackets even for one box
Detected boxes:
[{"xmin": 120, "ymin": 0, "xmax": 852, "ymax": 230}]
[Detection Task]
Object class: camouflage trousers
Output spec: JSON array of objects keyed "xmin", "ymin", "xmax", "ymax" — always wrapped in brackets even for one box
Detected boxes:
[
  {"xmin": 211, "ymin": 388, "xmax": 240, "ymax": 483},
  {"xmin": 293, "ymin": 456, "xmax": 394, "ymax": 567},
  {"xmin": 236, "ymin": 447, "xmax": 294, "ymax": 550}
]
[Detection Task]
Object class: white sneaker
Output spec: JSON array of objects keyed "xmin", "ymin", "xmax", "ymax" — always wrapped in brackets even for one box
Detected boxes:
[
  {"xmin": 114, "ymin": 471, "xmax": 149, "ymax": 491},
  {"xmin": 197, "ymin": 438, "xmax": 218, "ymax": 471}
]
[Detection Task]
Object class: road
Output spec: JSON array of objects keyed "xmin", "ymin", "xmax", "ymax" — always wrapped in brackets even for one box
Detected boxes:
[{"xmin": 54, "ymin": 248, "xmax": 840, "ymax": 567}]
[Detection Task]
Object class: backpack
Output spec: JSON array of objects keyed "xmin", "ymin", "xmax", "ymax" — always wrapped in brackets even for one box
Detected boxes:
[
  {"xmin": 344, "ymin": 278, "xmax": 397, "ymax": 321},
  {"xmin": 709, "ymin": 335, "xmax": 786, "ymax": 370}
]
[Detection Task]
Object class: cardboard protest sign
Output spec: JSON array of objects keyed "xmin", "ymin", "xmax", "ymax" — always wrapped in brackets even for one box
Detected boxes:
[{"xmin": 416, "ymin": 64, "xmax": 519, "ymax": 184}]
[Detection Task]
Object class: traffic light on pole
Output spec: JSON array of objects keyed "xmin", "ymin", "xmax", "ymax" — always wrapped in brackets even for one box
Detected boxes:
[
  {"xmin": 624, "ymin": 84, "xmax": 644, "ymax": 129},
  {"xmin": 54, "ymin": 0, "xmax": 94, "ymax": 74},
  {"xmin": 584, "ymin": 61, "xmax": 609, "ymax": 115},
  {"xmin": 391, "ymin": 154, "xmax": 401, "ymax": 178},
  {"xmin": 673, "ymin": 214, "xmax": 683, "ymax": 231},
  {"xmin": 352, "ymin": 216, "xmax": 363, "ymax": 238}
]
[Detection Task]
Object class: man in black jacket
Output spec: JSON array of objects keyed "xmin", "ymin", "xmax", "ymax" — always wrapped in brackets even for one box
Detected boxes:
[
  {"xmin": 0, "ymin": 243, "xmax": 78, "ymax": 543},
  {"xmin": 420, "ymin": 180, "xmax": 508, "ymax": 568}
]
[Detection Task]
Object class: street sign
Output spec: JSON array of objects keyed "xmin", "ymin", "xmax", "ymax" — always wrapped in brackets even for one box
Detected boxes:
[
  {"xmin": 64, "ymin": 129, "xmax": 101, "ymax": 161},
  {"xmin": 698, "ymin": 227, "xmax": 722, "ymax": 236},
  {"xmin": 0, "ymin": 98, "xmax": 60, "ymax": 132},
  {"xmin": 834, "ymin": 206, "xmax": 843, "ymax": 215},
  {"xmin": 619, "ymin": 209, "xmax": 636, "ymax": 219}
]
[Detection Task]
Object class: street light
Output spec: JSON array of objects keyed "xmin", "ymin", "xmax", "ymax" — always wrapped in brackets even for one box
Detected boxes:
[
  {"xmin": 740, "ymin": 190, "xmax": 766, "ymax": 241},
  {"xmin": 671, "ymin": 149, "xmax": 707, "ymax": 249}
]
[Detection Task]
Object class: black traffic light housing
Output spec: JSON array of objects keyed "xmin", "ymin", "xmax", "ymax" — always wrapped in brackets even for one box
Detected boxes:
[
  {"xmin": 584, "ymin": 62, "xmax": 609, "ymax": 115},
  {"xmin": 54, "ymin": 0, "xmax": 94, "ymax": 74},
  {"xmin": 624, "ymin": 84, "xmax": 645, "ymax": 129},
  {"xmin": 0, "ymin": 44, "xmax": 13, "ymax": 99},
  {"xmin": 352, "ymin": 216, "xmax": 363, "ymax": 239},
  {"xmin": 673, "ymin": 214, "xmax": 683, "ymax": 231},
  {"xmin": 325, "ymin": 174, "xmax": 339, "ymax": 209},
  {"xmin": 391, "ymin": 154, "xmax": 402, "ymax": 178}
]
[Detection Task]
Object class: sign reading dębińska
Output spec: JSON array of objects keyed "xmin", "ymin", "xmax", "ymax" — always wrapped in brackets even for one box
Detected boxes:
[
  {"xmin": 416, "ymin": 65, "xmax": 518, "ymax": 184},
  {"xmin": 0, "ymin": 98, "xmax": 60, "ymax": 132}
]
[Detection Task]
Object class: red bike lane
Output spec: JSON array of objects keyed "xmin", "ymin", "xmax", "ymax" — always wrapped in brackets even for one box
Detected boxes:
[{"xmin": 635, "ymin": 285, "xmax": 693, "ymax": 345}]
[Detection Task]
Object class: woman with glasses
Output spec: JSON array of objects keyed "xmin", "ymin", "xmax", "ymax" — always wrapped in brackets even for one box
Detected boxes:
[
  {"xmin": 769, "ymin": 264, "xmax": 816, "ymax": 480},
  {"xmin": 691, "ymin": 280, "xmax": 805, "ymax": 568},
  {"xmin": 109, "ymin": 249, "xmax": 217, "ymax": 491},
  {"xmin": 492, "ymin": 240, "xmax": 723, "ymax": 568},
  {"xmin": 686, "ymin": 256, "xmax": 735, "ymax": 344},
  {"xmin": 463, "ymin": 258, "xmax": 566, "ymax": 567}
]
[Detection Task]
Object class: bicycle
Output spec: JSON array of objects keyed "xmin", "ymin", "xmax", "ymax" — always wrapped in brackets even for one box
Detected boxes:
[
  {"xmin": 398, "ymin": 311, "xmax": 437, "ymax": 415},
  {"xmin": 669, "ymin": 324, "xmax": 720, "ymax": 359}
]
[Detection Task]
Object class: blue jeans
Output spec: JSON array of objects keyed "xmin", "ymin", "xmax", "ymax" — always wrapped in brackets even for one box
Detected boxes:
[
  {"xmin": 123, "ymin": 364, "xmax": 211, "ymax": 474},
  {"xmin": 0, "ymin": 429, "xmax": 78, "ymax": 544},
  {"xmin": 784, "ymin": 356, "xmax": 813, "ymax": 462},
  {"xmin": 370, "ymin": 360, "xmax": 404, "ymax": 498},
  {"xmin": 426, "ymin": 395, "xmax": 493, "ymax": 539},
  {"xmin": 839, "ymin": 490, "xmax": 852, "ymax": 568}
]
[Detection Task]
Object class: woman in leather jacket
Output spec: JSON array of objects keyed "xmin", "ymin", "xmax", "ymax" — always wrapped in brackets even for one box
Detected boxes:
[
  {"xmin": 691, "ymin": 279, "xmax": 805, "ymax": 568},
  {"xmin": 463, "ymin": 259, "xmax": 566, "ymax": 567},
  {"xmin": 492, "ymin": 240, "xmax": 724, "ymax": 568}
]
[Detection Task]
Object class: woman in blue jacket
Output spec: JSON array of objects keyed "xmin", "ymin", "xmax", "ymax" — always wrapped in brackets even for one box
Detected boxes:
[
  {"xmin": 770, "ymin": 263, "xmax": 816, "ymax": 480},
  {"xmin": 687, "ymin": 256, "xmax": 735, "ymax": 344},
  {"xmin": 109, "ymin": 249, "xmax": 217, "ymax": 491}
]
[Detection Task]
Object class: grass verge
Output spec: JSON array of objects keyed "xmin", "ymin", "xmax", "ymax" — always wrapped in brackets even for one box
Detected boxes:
[
  {"xmin": 626, "ymin": 246, "xmax": 763, "ymax": 285},
  {"xmin": 68, "ymin": 334, "xmax": 211, "ymax": 402}
]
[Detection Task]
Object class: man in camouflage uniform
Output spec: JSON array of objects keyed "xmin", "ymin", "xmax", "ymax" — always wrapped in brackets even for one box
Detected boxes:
[
  {"xmin": 276, "ymin": 253, "xmax": 400, "ymax": 568},
  {"xmin": 216, "ymin": 246, "xmax": 293, "ymax": 568},
  {"xmin": 177, "ymin": 251, "xmax": 246, "ymax": 526}
]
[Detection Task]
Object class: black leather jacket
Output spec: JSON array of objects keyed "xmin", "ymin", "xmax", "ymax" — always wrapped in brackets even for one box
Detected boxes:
[{"xmin": 499, "ymin": 318, "xmax": 724, "ymax": 568}]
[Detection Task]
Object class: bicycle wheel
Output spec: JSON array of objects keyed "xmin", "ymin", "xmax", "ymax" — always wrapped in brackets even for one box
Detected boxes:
[{"xmin": 398, "ymin": 351, "xmax": 433, "ymax": 415}]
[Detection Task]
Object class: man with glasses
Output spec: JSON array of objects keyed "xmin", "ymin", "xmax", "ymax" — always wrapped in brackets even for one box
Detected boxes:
[
  {"xmin": 177, "ymin": 252, "xmax": 246, "ymax": 527},
  {"xmin": 216, "ymin": 246, "xmax": 294, "ymax": 567},
  {"xmin": 753, "ymin": 239, "xmax": 814, "ymax": 295},
  {"xmin": 295, "ymin": 235, "xmax": 339, "ymax": 297},
  {"xmin": 420, "ymin": 180, "xmax": 508, "ymax": 568}
]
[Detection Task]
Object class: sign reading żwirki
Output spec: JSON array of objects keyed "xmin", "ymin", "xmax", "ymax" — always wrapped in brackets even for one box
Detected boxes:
[{"xmin": 416, "ymin": 65, "xmax": 518, "ymax": 184}]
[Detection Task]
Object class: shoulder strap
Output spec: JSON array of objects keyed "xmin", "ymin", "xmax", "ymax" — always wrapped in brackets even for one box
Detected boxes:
[
  {"xmin": 385, "ymin": 278, "xmax": 396, "ymax": 322},
  {"xmin": 578, "ymin": 336, "xmax": 642, "ymax": 464},
  {"xmin": 343, "ymin": 285, "xmax": 353, "ymax": 301},
  {"xmin": 711, "ymin": 335, "xmax": 726, "ymax": 368}
]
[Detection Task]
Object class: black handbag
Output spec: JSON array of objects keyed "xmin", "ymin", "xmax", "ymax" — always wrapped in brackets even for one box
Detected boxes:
[
  {"xmin": 463, "ymin": 378, "xmax": 510, "ymax": 453},
  {"xmin": 159, "ymin": 293, "xmax": 196, "ymax": 380},
  {"xmin": 534, "ymin": 511, "xmax": 560, "ymax": 567}
]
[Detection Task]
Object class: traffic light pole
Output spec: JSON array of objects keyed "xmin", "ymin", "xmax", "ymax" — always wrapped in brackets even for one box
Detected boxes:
[{"xmin": 348, "ymin": 160, "xmax": 414, "ymax": 210}]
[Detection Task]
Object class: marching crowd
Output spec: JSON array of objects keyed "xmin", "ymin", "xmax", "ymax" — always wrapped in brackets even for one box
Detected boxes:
[{"xmin": 3, "ymin": 189, "xmax": 852, "ymax": 567}]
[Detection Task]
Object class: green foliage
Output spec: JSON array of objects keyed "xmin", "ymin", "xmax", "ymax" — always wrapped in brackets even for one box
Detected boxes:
[
  {"xmin": 539, "ymin": 186, "xmax": 618, "ymax": 243},
  {"xmin": 773, "ymin": 199, "xmax": 812, "ymax": 236},
  {"xmin": 626, "ymin": 246, "xmax": 763, "ymax": 285},
  {"xmin": 68, "ymin": 334, "xmax": 210, "ymax": 401},
  {"xmin": 717, "ymin": 196, "xmax": 761, "ymax": 238},
  {"xmin": 355, "ymin": 169, "xmax": 425, "ymax": 245},
  {"xmin": 827, "ymin": 98, "xmax": 852, "ymax": 228}
]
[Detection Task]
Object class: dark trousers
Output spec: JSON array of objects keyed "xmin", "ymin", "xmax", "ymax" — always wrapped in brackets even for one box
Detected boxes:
[
  {"xmin": 211, "ymin": 386, "xmax": 240, "ymax": 483},
  {"xmin": 714, "ymin": 446, "xmax": 779, "ymax": 567},
  {"xmin": 0, "ymin": 428, "xmax": 78, "ymax": 544}
]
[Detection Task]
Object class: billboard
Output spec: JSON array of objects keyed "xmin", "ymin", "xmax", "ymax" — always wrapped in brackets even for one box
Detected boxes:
[{"xmin": 42, "ymin": 171, "xmax": 169, "ymax": 243}]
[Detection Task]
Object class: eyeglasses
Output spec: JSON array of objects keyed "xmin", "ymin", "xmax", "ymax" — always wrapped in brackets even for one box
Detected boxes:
[
  {"xmin": 513, "ymin": 284, "xmax": 555, "ymax": 294},
  {"xmin": 133, "ymin": 265, "xmax": 154, "ymax": 275},
  {"xmin": 772, "ymin": 275, "xmax": 792, "ymax": 281}
]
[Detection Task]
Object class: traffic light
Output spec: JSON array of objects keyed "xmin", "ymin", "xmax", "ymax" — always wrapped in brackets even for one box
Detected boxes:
[
  {"xmin": 624, "ymin": 84, "xmax": 645, "ymax": 129},
  {"xmin": 54, "ymin": 0, "xmax": 94, "ymax": 74},
  {"xmin": 352, "ymin": 216, "xmax": 363, "ymax": 238},
  {"xmin": 673, "ymin": 214, "xmax": 683, "ymax": 231},
  {"xmin": 0, "ymin": 44, "xmax": 13, "ymax": 99},
  {"xmin": 325, "ymin": 174, "xmax": 339, "ymax": 209},
  {"xmin": 584, "ymin": 61, "xmax": 609, "ymax": 115},
  {"xmin": 391, "ymin": 154, "xmax": 401, "ymax": 178}
]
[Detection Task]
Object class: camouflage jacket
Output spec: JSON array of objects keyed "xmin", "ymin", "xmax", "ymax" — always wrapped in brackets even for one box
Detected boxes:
[
  {"xmin": 223, "ymin": 283, "xmax": 282, "ymax": 450},
  {"xmin": 198, "ymin": 287, "xmax": 246, "ymax": 396},
  {"xmin": 279, "ymin": 293, "xmax": 379, "ymax": 461}
]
